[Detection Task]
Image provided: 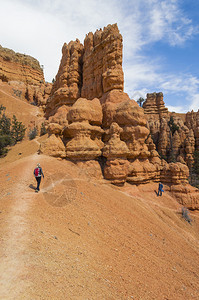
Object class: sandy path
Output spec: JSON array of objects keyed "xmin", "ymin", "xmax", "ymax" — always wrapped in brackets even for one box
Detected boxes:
[{"xmin": 0, "ymin": 154, "xmax": 39, "ymax": 299}]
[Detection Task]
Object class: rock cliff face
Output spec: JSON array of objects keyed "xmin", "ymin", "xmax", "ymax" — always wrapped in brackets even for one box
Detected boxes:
[
  {"xmin": 0, "ymin": 45, "xmax": 44, "ymax": 85},
  {"xmin": 143, "ymin": 92, "xmax": 168, "ymax": 119},
  {"xmin": 45, "ymin": 24, "xmax": 123, "ymax": 116},
  {"xmin": 0, "ymin": 45, "xmax": 51, "ymax": 109},
  {"xmin": 40, "ymin": 24, "xmax": 199, "ymax": 210},
  {"xmin": 45, "ymin": 40, "xmax": 84, "ymax": 116},
  {"xmin": 81, "ymin": 24, "xmax": 123, "ymax": 99}
]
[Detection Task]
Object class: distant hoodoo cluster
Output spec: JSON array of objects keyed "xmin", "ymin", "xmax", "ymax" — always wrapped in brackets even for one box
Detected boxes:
[{"xmin": 143, "ymin": 92, "xmax": 199, "ymax": 169}]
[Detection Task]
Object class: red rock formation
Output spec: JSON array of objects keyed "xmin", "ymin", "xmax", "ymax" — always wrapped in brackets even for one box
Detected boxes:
[
  {"xmin": 103, "ymin": 122, "xmax": 130, "ymax": 184},
  {"xmin": 0, "ymin": 45, "xmax": 52, "ymax": 111},
  {"xmin": 25, "ymin": 82, "xmax": 52, "ymax": 108},
  {"xmin": 39, "ymin": 134, "xmax": 66, "ymax": 158},
  {"xmin": 0, "ymin": 45, "xmax": 44, "ymax": 85},
  {"xmin": 64, "ymin": 98, "xmax": 104, "ymax": 160},
  {"xmin": 45, "ymin": 24, "xmax": 123, "ymax": 117},
  {"xmin": 45, "ymin": 40, "xmax": 84, "ymax": 116},
  {"xmin": 170, "ymin": 184, "xmax": 199, "ymax": 210},
  {"xmin": 40, "ymin": 24, "xmax": 199, "ymax": 208},
  {"xmin": 143, "ymin": 93, "xmax": 199, "ymax": 171},
  {"xmin": 143, "ymin": 92, "xmax": 168, "ymax": 120},
  {"xmin": 81, "ymin": 24, "xmax": 123, "ymax": 99}
]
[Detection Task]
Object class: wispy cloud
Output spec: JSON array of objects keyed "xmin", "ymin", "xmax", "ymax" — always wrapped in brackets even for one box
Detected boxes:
[{"xmin": 146, "ymin": 0, "xmax": 197, "ymax": 45}]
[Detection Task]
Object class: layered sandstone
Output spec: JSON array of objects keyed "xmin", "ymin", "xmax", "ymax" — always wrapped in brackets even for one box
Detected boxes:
[
  {"xmin": 40, "ymin": 24, "xmax": 199, "ymax": 209},
  {"xmin": 45, "ymin": 24, "xmax": 123, "ymax": 117},
  {"xmin": 81, "ymin": 24, "xmax": 123, "ymax": 99},
  {"xmin": 143, "ymin": 93, "xmax": 199, "ymax": 169},
  {"xmin": 25, "ymin": 82, "xmax": 52, "ymax": 108},
  {"xmin": 0, "ymin": 45, "xmax": 51, "ymax": 111},
  {"xmin": 64, "ymin": 98, "xmax": 104, "ymax": 161},
  {"xmin": 0, "ymin": 45, "xmax": 44, "ymax": 85},
  {"xmin": 45, "ymin": 40, "xmax": 84, "ymax": 116},
  {"xmin": 143, "ymin": 92, "xmax": 168, "ymax": 120}
]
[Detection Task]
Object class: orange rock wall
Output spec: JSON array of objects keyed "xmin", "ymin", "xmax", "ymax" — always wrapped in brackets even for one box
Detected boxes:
[
  {"xmin": 82, "ymin": 24, "xmax": 123, "ymax": 99},
  {"xmin": 0, "ymin": 45, "xmax": 44, "ymax": 85},
  {"xmin": 46, "ymin": 24, "xmax": 123, "ymax": 116}
]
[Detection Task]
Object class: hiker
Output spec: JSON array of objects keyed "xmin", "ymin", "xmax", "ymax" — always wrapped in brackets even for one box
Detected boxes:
[
  {"xmin": 34, "ymin": 163, "xmax": 44, "ymax": 192},
  {"xmin": 157, "ymin": 182, "xmax": 164, "ymax": 196}
]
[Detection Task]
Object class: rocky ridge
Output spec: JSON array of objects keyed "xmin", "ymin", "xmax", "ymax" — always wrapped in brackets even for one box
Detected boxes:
[
  {"xmin": 0, "ymin": 45, "xmax": 44, "ymax": 84},
  {"xmin": 0, "ymin": 45, "xmax": 52, "ymax": 109}
]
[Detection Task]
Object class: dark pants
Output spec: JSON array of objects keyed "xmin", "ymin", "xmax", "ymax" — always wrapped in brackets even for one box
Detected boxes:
[
  {"xmin": 35, "ymin": 176, "xmax": 41, "ymax": 191},
  {"xmin": 157, "ymin": 189, "xmax": 162, "ymax": 196}
]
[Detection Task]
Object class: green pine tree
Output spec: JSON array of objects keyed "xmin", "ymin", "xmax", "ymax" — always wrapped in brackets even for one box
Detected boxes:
[
  {"xmin": 137, "ymin": 97, "xmax": 145, "ymax": 107},
  {"xmin": 11, "ymin": 115, "xmax": 26, "ymax": 144},
  {"xmin": 168, "ymin": 116, "xmax": 179, "ymax": 135},
  {"xmin": 193, "ymin": 151, "xmax": 199, "ymax": 175}
]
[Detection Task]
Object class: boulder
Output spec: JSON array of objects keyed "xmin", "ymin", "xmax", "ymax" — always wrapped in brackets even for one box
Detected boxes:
[
  {"xmin": 67, "ymin": 98, "xmax": 102, "ymax": 125},
  {"xmin": 39, "ymin": 134, "xmax": 66, "ymax": 158}
]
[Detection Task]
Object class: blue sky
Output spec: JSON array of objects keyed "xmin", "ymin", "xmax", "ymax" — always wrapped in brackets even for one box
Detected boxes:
[{"xmin": 0, "ymin": 0, "xmax": 199, "ymax": 113}]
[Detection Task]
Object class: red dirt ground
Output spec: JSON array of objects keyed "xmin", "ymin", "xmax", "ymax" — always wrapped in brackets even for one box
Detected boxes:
[{"xmin": 0, "ymin": 140, "xmax": 199, "ymax": 300}]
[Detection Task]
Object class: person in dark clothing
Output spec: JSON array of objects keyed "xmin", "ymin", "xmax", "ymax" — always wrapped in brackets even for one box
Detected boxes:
[
  {"xmin": 157, "ymin": 182, "xmax": 164, "ymax": 196},
  {"xmin": 34, "ymin": 163, "xmax": 44, "ymax": 192}
]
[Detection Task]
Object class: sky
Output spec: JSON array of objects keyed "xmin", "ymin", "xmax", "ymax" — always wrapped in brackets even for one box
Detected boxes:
[{"xmin": 0, "ymin": 0, "xmax": 199, "ymax": 113}]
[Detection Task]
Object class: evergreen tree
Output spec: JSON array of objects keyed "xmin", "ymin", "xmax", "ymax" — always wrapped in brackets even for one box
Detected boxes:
[
  {"xmin": 0, "ymin": 113, "xmax": 11, "ymax": 136},
  {"xmin": 168, "ymin": 116, "xmax": 179, "ymax": 135},
  {"xmin": 193, "ymin": 151, "xmax": 199, "ymax": 175},
  {"xmin": 40, "ymin": 122, "xmax": 47, "ymax": 136},
  {"xmin": 11, "ymin": 115, "xmax": 26, "ymax": 143},
  {"xmin": 137, "ymin": 97, "xmax": 145, "ymax": 107},
  {"xmin": 0, "ymin": 107, "xmax": 26, "ymax": 156},
  {"xmin": 0, "ymin": 107, "xmax": 12, "ymax": 156}
]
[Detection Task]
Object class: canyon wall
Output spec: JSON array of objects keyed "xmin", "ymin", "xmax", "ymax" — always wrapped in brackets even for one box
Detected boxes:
[
  {"xmin": 0, "ymin": 45, "xmax": 44, "ymax": 85},
  {"xmin": 0, "ymin": 45, "xmax": 51, "ymax": 109}
]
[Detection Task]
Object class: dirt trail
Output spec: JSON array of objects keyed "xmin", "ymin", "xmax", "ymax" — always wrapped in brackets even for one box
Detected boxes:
[{"xmin": 0, "ymin": 154, "xmax": 39, "ymax": 299}]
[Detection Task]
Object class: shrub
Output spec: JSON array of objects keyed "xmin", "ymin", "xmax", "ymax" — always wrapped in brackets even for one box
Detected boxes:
[
  {"xmin": 193, "ymin": 151, "xmax": 199, "ymax": 175},
  {"xmin": 0, "ymin": 107, "xmax": 26, "ymax": 156},
  {"xmin": 11, "ymin": 115, "xmax": 26, "ymax": 143},
  {"xmin": 182, "ymin": 207, "xmax": 192, "ymax": 224},
  {"xmin": 0, "ymin": 135, "xmax": 12, "ymax": 156},
  {"xmin": 40, "ymin": 122, "xmax": 47, "ymax": 136},
  {"xmin": 28, "ymin": 127, "xmax": 38, "ymax": 140},
  {"xmin": 168, "ymin": 116, "xmax": 179, "ymax": 135}
]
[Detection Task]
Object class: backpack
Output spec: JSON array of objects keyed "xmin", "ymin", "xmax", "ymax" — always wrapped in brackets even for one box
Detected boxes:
[{"xmin": 34, "ymin": 167, "xmax": 40, "ymax": 176}]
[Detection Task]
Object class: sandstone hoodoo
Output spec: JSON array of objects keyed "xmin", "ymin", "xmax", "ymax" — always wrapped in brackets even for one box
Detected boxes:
[
  {"xmin": 39, "ymin": 23, "xmax": 199, "ymax": 209},
  {"xmin": 143, "ymin": 92, "xmax": 199, "ymax": 170}
]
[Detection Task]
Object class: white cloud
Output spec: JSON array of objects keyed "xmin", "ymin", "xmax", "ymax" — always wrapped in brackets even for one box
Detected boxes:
[
  {"xmin": 145, "ymin": 0, "xmax": 198, "ymax": 46},
  {"xmin": 167, "ymin": 105, "xmax": 185, "ymax": 113},
  {"xmin": 0, "ymin": 0, "xmax": 198, "ymax": 112},
  {"xmin": 189, "ymin": 94, "xmax": 199, "ymax": 112}
]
